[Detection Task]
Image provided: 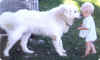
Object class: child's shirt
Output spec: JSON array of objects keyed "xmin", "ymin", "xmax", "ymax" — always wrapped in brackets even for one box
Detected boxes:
[{"xmin": 79, "ymin": 15, "xmax": 97, "ymax": 42}]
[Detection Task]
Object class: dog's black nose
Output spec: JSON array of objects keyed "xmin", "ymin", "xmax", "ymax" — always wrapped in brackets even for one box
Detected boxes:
[{"xmin": 80, "ymin": 13, "xmax": 83, "ymax": 17}]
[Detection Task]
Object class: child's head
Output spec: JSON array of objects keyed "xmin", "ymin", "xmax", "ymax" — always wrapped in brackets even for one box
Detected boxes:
[{"xmin": 81, "ymin": 2, "xmax": 94, "ymax": 17}]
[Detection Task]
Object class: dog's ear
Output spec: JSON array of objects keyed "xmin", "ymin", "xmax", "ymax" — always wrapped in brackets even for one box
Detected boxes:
[
  {"xmin": 55, "ymin": 4, "xmax": 68, "ymax": 19},
  {"xmin": 54, "ymin": 5, "xmax": 67, "ymax": 17},
  {"xmin": 58, "ymin": 5, "xmax": 66, "ymax": 14}
]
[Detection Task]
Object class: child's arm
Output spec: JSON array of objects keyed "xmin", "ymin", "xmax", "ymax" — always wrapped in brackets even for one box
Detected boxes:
[{"xmin": 77, "ymin": 27, "xmax": 88, "ymax": 30}]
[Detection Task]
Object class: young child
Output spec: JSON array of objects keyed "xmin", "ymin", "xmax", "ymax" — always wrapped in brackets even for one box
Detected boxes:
[{"xmin": 78, "ymin": 2, "xmax": 97, "ymax": 57}]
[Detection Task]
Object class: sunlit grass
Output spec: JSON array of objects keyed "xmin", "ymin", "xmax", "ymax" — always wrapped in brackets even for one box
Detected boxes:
[
  {"xmin": 95, "ymin": 0, "xmax": 100, "ymax": 7},
  {"xmin": 81, "ymin": 0, "xmax": 100, "ymax": 7},
  {"xmin": 63, "ymin": 0, "xmax": 80, "ymax": 10},
  {"xmin": 63, "ymin": 0, "xmax": 100, "ymax": 7}
]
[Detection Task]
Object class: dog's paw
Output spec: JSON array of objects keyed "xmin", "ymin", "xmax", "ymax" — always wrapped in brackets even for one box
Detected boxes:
[
  {"xmin": 62, "ymin": 50, "xmax": 66, "ymax": 53},
  {"xmin": 4, "ymin": 51, "xmax": 9, "ymax": 57},
  {"xmin": 58, "ymin": 52, "xmax": 67, "ymax": 56},
  {"xmin": 62, "ymin": 53, "xmax": 67, "ymax": 56},
  {"xmin": 24, "ymin": 50, "xmax": 34, "ymax": 54},
  {"xmin": 59, "ymin": 53, "xmax": 67, "ymax": 56},
  {"xmin": 0, "ymin": 58, "xmax": 2, "ymax": 60}
]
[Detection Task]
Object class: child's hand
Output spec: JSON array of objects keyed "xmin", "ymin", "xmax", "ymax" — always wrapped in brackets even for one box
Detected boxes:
[
  {"xmin": 77, "ymin": 27, "xmax": 81, "ymax": 30},
  {"xmin": 77, "ymin": 27, "xmax": 88, "ymax": 30},
  {"xmin": 77, "ymin": 24, "xmax": 83, "ymax": 30},
  {"xmin": 80, "ymin": 24, "xmax": 83, "ymax": 26}
]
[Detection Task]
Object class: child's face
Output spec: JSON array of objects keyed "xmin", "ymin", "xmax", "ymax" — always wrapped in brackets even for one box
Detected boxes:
[{"xmin": 81, "ymin": 7, "xmax": 91, "ymax": 17}]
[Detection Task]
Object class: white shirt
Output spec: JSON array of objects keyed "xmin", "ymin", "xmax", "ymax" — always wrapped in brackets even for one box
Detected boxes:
[{"xmin": 79, "ymin": 15, "xmax": 97, "ymax": 42}]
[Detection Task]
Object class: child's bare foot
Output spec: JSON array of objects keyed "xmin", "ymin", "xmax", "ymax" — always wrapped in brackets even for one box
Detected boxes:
[
  {"xmin": 81, "ymin": 55, "xmax": 88, "ymax": 58},
  {"xmin": 81, "ymin": 55, "xmax": 86, "ymax": 58},
  {"xmin": 90, "ymin": 42, "xmax": 96, "ymax": 54},
  {"xmin": 91, "ymin": 51, "xmax": 96, "ymax": 54}
]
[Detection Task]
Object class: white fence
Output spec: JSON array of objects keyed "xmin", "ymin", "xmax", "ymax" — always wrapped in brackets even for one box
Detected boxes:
[{"xmin": 25, "ymin": 0, "xmax": 39, "ymax": 10}]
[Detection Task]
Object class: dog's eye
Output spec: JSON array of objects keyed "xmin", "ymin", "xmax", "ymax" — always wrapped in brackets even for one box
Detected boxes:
[{"xmin": 74, "ymin": 11, "xmax": 77, "ymax": 13}]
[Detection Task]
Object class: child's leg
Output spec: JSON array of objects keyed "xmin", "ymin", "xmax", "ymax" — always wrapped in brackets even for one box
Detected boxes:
[
  {"xmin": 85, "ymin": 41, "xmax": 91, "ymax": 56},
  {"xmin": 90, "ymin": 42, "xmax": 96, "ymax": 54}
]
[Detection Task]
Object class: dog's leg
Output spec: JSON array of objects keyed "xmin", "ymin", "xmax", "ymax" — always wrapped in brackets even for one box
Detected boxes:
[
  {"xmin": 20, "ymin": 32, "xmax": 34, "ymax": 54},
  {"xmin": 4, "ymin": 39, "xmax": 18, "ymax": 56},
  {"xmin": 59, "ymin": 39, "xmax": 66, "ymax": 53},
  {"xmin": 4, "ymin": 27, "xmax": 25, "ymax": 56},
  {"xmin": 4, "ymin": 32, "xmax": 23, "ymax": 56},
  {"xmin": 51, "ymin": 35, "xmax": 67, "ymax": 56}
]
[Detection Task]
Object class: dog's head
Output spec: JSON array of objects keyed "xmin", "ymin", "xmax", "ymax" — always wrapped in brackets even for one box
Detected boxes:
[
  {"xmin": 63, "ymin": 5, "xmax": 80, "ymax": 19},
  {"xmin": 56, "ymin": 4, "xmax": 80, "ymax": 26}
]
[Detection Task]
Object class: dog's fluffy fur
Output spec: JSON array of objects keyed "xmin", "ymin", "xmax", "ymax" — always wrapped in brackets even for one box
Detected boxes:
[{"xmin": 0, "ymin": 4, "xmax": 80, "ymax": 56}]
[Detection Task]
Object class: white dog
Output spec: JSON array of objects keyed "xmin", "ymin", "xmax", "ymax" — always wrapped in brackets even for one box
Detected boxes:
[{"xmin": 0, "ymin": 4, "xmax": 80, "ymax": 56}]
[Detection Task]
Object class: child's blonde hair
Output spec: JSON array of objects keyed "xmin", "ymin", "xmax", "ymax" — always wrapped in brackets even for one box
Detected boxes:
[{"xmin": 81, "ymin": 2, "xmax": 95, "ymax": 14}]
